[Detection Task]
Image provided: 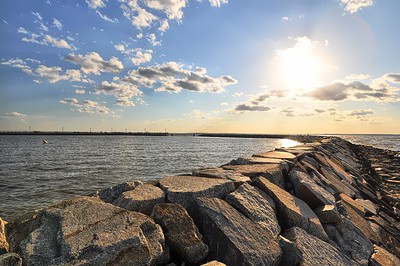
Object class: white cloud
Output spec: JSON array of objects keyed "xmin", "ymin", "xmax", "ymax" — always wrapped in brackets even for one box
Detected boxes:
[
  {"xmin": 184, "ymin": 109, "xmax": 210, "ymax": 119},
  {"xmin": 75, "ymin": 89, "xmax": 86, "ymax": 94},
  {"xmin": 383, "ymin": 73, "xmax": 400, "ymax": 83},
  {"xmin": 208, "ymin": 0, "xmax": 229, "ymax": 7},
  {"xmin": 44, "ymin": 34, "xmax": 76, "ymax": 50},
  {"xmin": 35, "ymin": 65, "xmax": 92, "ymax": 84},
  {"xmin": 341, "ymin": 0, "xmax": 374, "ymax": 14},
  {"xmin": 31, "ymin": 12, "xmax": 43, "ymax": 21},
  {"xmin": 86, "ymin": 0, "xmax": 106, "ymax": 9},
  {"xmin": 345, "ymin": 74, "xmax": 370, "ymax": 80},
  {"xmin": 5, "ymin": 112, "xmax": 27, "ymax": 117},
  {"xmin": 38, "ymin": 22, "xmax": 49, "ymax": 32},
  {"xmin": 60, "ymin": 98, "xmax": 110, "ymax": 114},
  {"xmin": 64, "ymin": 52, "xmax": 124, "ymax": 75},
  {"xmin": 131, "ymin": 49, "xmax": 152, "ymax": 65},
  {"xmin": 144, "ymin": 0, "xmax": 186, "ymax": 20},
  {"xmin": 147, "ymin": 33, "xmax": 161, "ymax": 46},
  {"xmin": 18, "ymin": 27, "xmax": 76, "ymax": 50},
  {"xmin": 125, "ymin": 61, "xmax": 237, "ymax": 93},
  {"xmin": 158, "ymin": 19, "xmax": 170, "ymax": 32},
  {"xmin": 121, "ymin": 0, "xmax": 158, "ymax": 29},
  {"xmin": 281, "ymin": 16, "xmax": 290, "ymax": 21},
  {"xmin": 96, "ymin": 80, "xmax": 143, "ymax": 106},
  {"xmin": 53, "ymin": 18, "xmax": 63, "ymax": 30},
  {"xmin": 233, "ymin": 91, "xmax": 284, "ymax": 112},
  {"xmin": 1, "ymin": 58, "xmax": 33, "ymax": 74}
]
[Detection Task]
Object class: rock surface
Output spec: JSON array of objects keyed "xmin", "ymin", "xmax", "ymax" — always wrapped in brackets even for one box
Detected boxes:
[
  {"xmin": 314, "ymin": 205, "xmax": 342, "ymax": 224},
  {"xmin": 254, "ymin": 176, "xmax": 329, "ymax": 242},
  {"xmin": 113, "ymin": 183, "xmax": 165, "ymax": 215},
  {"xmin": 225, "ymin": 183, "xmax": 280, "ymax": 237},
  {"xmin": 0, "ymin": 253, "xmax": 22, "ymax": 266},
  {"xmin": 370, "ymin": 245, "xmax": 400, "ymax": 266},
  {"xmin": 98, "ymin": 181, "xmax": 142, "ymax": 203},
  {"xmin": 7, "ymin": 196, "xmax": 169, "ymax": 266},
  {"xmin": 159, "ymin": 175, "xmax": 234, "ymax": 213},
  {"xmin": 194, "ymin": 197, "xmax": 282, "ymax": 266},
  {"xmin": 254, "ymin": 150, "xmax": 297, "ymax": 163},
  {"xmin": 151, "ymin": 203, "xmax": 208, "ymax": 264},
  {"xmin": 0, "ymin": 218, "xmax": 8, "ymax": 254},
  {"xmin": 279, "ymin": 227, "xmax": 357, "ymax": 266},
  {"xmin": 192, "ymin": 167, "xmax": 250, "ymax": 186}
]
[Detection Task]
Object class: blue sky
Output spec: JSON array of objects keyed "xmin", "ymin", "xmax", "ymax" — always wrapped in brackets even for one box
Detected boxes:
[{"xmin": 1, "ymin": 0, "xmax": 399, "ymax": 134}]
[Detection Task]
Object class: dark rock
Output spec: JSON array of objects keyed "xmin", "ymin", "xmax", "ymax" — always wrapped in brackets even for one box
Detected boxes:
[
  {"xmin": 0, "ymin": 253, "xmax": 22, "ymax": 266},
  {"xmin": 222, "ymin": 163, "xmax": 285, "ymax": 188},
  {"xmin": 98, "ymin": 180, "xmax": 142, "ymax": 203},
  {"xmin": 370, "ymin": 245, "xmax": 400, "ymax": 266},
  {"xmin": 253, "ymin": 176, "xmax": 329, "ymax": 242},
  {"xmin": 314, "ymin": 205, "xmax": 342, "ymax": 224},
  {"xmin": 288, "ymin": 169, "xmax": 335, "ymax": 209},
  {"xmin": 113, "ymin": 183, "xmax": 165, "ymax": 215},
  {"xmin": 7, "ymin": 196, "xmax": 169, "ymax": 266},
  {"xmin": 194, "ymin": 197, "xmax": 282, "ymax": 265},
  {"xmin": 192, "ymin": 167, "xmax": 250, "ymax": 187},
  {"xmin": 225, "ymin": 183, "xmax": 280, "ymax": 237},
  {"xmin": 323, "ymin": 217, "xmax": 373, "ymax": 266},
  {"xmin": 279, "ymin": 227, "xmax": 358, "ymax": 266},
  {"xmin": 159, "ymin": 175, "xmax": 235, "ymax": 214},
  {"xmin": 151, "ymin": 203, "xmax": 208, "ymax": 264},
  {"xmin": 0, "ymin": 218, "xmax": 8, "ymax": 254}
]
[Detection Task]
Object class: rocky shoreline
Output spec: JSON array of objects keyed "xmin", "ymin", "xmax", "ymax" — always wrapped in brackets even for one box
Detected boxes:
[{"xmin": 1, "ymin": 137, "xmax": 399, "ymax": 265}]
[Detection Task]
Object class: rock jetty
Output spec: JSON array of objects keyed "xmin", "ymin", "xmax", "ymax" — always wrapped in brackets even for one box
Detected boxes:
[{"xmin": 1, "ymin": 137, "xmax": 399, "ymax": 265}]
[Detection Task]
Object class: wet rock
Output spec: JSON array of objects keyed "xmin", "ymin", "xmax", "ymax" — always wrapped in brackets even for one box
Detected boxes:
[
  {"xmin": 194, "ymin": 197, "xmax": 282, "ymax": 266},
  {"xmin": 151, "ymin": 203, "xmax": 208, "ymax": 264},
  {"xmin": 0, "ymin": 253, "xmax": 22, "ymax": 266},
  {"xmin": 7, "ymin": 196, "xmax": 169, "ymax": 266},
  {"xmin": 279, "ymin": 227, "xmax": 357, "ymax": 266},
  {"xmin": 192, "ymin": 167, "xmax": 250, "ymax": 187},
  {"xmin": 314, "ymin": 205, "xmax": 342, "ymax": 224},
  {"xmin": 0, "ymin": 217, "xmax": 8, "ymax": 254},
  {"xmin": 370, "ymin": 245, "xmax": 400, "ymax": 266},
  {"xmin": 289, "ymin": 169, "xmax": 335, "ymax": 209},
  {"xmin": 159, "ymin": 175, "xmax": 234, "ymax": 213},
  {"xmin": 323, "ymin": 217, "xmax": 373, "ymax": 266},
  {"xmin": 113, "ymin": 183, "xmax": 165, "ymax": 215},
  {"xmin": 98, "ymin": 180, "xmax": 142, "ymax": 203},
  {"xmin": 222, "ymin": 163, "xmax": 285, "ymax": 188},
  {"xmin": 225, "ymin": 183, "xmax": 280, "ymax": 237},
  {"xmin": 253, "ymin": 150, "xmax": 297, "ymax": 163},
  {"xmin": 254, "ymin": 176, "xmax": 329, "ymax": 242}
]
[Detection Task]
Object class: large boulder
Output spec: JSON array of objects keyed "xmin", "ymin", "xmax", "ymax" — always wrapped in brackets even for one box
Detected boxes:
[
  {"xmin": 253, "ymin": 150, "xmax": 298, "ymax": 163},
  {"xmin": 151, "ymin": 203, "xmax": 208, "ymax": 264},
  {"xmin": 370, "ymin": 245, "xmax": 400, "ymax": 266},
  {"xmin": 339, "ymin": 193, "xmax": 379, "ymax": 243},
  {"xmin": 279, "ymin": 227, "xmax": 358, "ymax": 266},
  {"xmin": 314, "ymin": 205, "xmax": 342, "ymax": 224},
  {"xmin": 7, "ymin": 196, "xmax": 169, "ymax": 266},
  {"xmin": 288, "ymin": 169, "xmax": 335, "ymax": 209},
  {"xmin": 222, "ymin": 164, "xmax": 285, "ymax": 188},
  {"xmin": 98, "ymin": 181, "xmax": 142, "ymax": 203},
  {"xmin": 0, "ymin": 253, "xmax": 22, "ymax": 266},
  {"xmin": 113, "ymin": 183, "xmax": 165, "ymax": 215},
  {"xmin": 159, "ymin": 175, "xmax": 234, "ymax": 213},
  {"xmin": 323, "ymin": 218, "xmax": 374, "ymax": 266},
  {"xmin": 194, "ymin": 197, "xmax": 282, "ymax": 265},
  {"xmin": 225, "ymin": 183, "xmax": 280, "ymax": 237},
  {"xmin": 192, "ymin": 168, "xmax": 250, "ymax": 187},
  {"xmin": 0, "ymin": 218, "xmax": 8, "ymax": 254},
  {"xmin": 254, "ymin": 176, "xmax": 329, "ymax": 242}
]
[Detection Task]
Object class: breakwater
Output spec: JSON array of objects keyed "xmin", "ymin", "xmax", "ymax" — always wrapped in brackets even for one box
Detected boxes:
[{"xmin": 1, "ymin": 137, "xmax": 399, "ymax": 265}]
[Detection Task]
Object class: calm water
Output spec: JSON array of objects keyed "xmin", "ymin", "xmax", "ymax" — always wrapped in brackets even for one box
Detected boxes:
[
  {"xmin": 0, "ymin": 135, "xmax": 299, "ymax": 221},
  {"xmin": 331, "ymin": 134, "xmax": 400, "ymax": 152}
]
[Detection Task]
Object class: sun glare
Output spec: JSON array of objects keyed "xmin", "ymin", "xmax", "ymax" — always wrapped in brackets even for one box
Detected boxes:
[{"xmin": 277, "ymin": 37, "xmax": 324, "ymax": 91}]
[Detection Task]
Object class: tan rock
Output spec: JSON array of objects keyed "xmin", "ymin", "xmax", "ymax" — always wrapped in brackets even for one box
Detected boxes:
[
  {"xmin": 0, "ymin": 217, "xmax": 8, "ymax": 254},
  {"xmin": 254, "ymin": 176, "xmax": 329, "ymax": 242},
  {"xmin": 225, "ymin": 183, "xmax": 280, "ymax": 237},
  {"xmin": 194, "ymin": 197, "xmax": 282, "ymax": 265},
  {"xmin": 113, "ymin": 183, "xmax": 165, "ymax": 215},
  {"xmin": 280, "ymin": 227, "xmax": 358, "ymax": 266},
  {"xmin": 253, "ymin": 150, "xmax": 297, "ymax": 163},
  {"xmin": 192, "ymin": 167, "xmax": 250, "ymax": 186},
  {"xmin": 314, "ymin": 205, "xmax": 342, "ymax": 224},
  {"xmin": 201, "ymin": 260, "xmax": 226, "ymax": 266},
  {"xmin": 151, "ymin": 203, "xmax": 208, "ymax": 264},
  {"xmin": 222, "ymin": 163, "xmax": 285, "ymax": 188},
  {"xmin": 159, "ymin": 175, "xmax": 235, "ymax": 213},
  {"xmin": 370, "ymin": 245, "xmax": 400, "ymax": 266}
]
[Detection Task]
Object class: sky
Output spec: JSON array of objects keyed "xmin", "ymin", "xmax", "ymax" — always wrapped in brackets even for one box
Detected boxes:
[{"xmin": 0, "ymin": 0, "xmax": 399, "ymax": 134}]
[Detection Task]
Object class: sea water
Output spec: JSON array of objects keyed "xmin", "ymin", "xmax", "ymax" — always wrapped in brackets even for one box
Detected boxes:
[{"xmin": 0, "ymin": 135, "xmax": 299, "ymax": 220}]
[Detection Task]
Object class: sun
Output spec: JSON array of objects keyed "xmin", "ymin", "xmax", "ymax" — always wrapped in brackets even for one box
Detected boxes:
[{"xmin": 276, "ymin": 37, "xmax": 324, "ymax": 91}]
